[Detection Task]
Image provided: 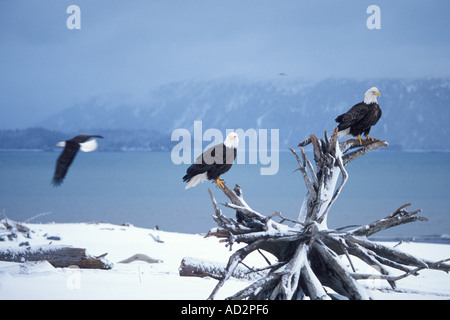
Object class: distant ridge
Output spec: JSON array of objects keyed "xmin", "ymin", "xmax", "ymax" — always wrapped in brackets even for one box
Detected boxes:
[{"xmin": 34, "ymin": 77, "xmax": 450, "ymax": 151}]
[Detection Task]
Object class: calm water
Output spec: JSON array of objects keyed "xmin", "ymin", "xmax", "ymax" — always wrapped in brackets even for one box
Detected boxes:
[{"xmin": 0, "ymin": 150, "xmax": 449, "ymax": 242}]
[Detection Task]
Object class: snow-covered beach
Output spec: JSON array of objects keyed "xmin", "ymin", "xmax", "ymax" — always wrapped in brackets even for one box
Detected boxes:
[{"xmin": 0, "ymin": 221, "xmax": 449, "ymax": 300}]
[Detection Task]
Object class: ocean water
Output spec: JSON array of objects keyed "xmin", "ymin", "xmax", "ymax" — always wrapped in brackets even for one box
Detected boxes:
[{"xmin": 0, "ymin": 150, "xmax": 449, "ymax": 242}]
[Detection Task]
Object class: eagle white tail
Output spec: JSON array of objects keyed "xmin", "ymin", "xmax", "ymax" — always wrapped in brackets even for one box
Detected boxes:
[
  {"xmin": 337, "ymin": 128, "xmax": 350, "ymax": 139},
  {"xmin": 185, "ymin": 172, "xmax": 208, "ymax": 190},
  {"xmin": 80, "ymin": 139, "xmax": 99, "ymax": 152}
]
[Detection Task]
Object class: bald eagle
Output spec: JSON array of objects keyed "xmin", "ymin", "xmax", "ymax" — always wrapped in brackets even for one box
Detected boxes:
[
  {"xmin": 335, "ymin": 87, "xmax": 382, "ymax": 144},
  {"xmin": 52, "ymin": 135, "xmax": 103, "ymax": 186},
  {"xmin": 183, "ymin": 132, "xmax": 239, "ymax": 190}
]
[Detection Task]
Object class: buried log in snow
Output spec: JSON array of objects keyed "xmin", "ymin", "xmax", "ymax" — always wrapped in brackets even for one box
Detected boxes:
[
  {"xmin": 179, "ymin": 257, "xmax": 268, "ymax": 281},
  {"xmin": 180, "ymin": 128, "xmax": 450, "ymax": 300},
  {"xmin": 0, "ymin": 245, "xmax": 112, "ymax": 269}
]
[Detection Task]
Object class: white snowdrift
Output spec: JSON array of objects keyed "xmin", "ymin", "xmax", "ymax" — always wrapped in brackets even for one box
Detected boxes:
[{"xmin": 0, "ymin": 222, "xmax": 449, "ymax": 300}]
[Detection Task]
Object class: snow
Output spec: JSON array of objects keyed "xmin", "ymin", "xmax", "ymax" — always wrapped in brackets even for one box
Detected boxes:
[{"xmin": 0, "ymin": 222, "xmax": 449, "ymax": 300}]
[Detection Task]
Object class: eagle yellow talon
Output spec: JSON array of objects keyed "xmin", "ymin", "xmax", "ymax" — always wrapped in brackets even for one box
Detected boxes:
[
  {"xmin": 214, "ymin": 178, "xmax": 225, "ymax": 189},
  {"xmin": 355, "ymin": 135, "xmax": 364, "ymax": 145},
  {"xmin": 365, "ymin": 135, "xmax": 375, "ymax": 141}
]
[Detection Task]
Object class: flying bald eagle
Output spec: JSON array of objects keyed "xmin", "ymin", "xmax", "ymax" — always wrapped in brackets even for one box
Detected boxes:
[
  {"xmin": 183, "ymin": 132, "xmax": 239, "ymax": 190},
  {"xmin": 335, "ymin": 87, "xmax": 382, "ymax": 144},
  {"xmin": 52, "ymin": 135, "xmax": 103, "ymax": 186}
]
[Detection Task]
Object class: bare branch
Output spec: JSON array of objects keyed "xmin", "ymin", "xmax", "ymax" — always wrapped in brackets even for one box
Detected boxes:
[
  {"xmin": 222, "ymin": 202, "xmax": 266, "ymax": 221},
  {"xmin": 208, "ymin": 188, "xmax": 221, "ymax": 216},
  {"xmin": 350, "ymin": 203, "xmax": 428, "ymax": 237},
  {"xmin": 352, "ymin": 258, "xmax": 450, "ymax": 282},
  {"xmin": 317, "ymin": 152, "xmax": 348, "ymax": 224},
  {"xmin": 300, "ymin": 261, "xmax": 331, "ymax": 300},
  {"xmin": 226, "ymin": 273, "xmax": 281, "ymax": 300},
  {"xmin": 312, "ymin": 239, "xmax": 370, "ymax": 300},
  {"xmin": 289, "ymin": 147, "xmax": 316, "ymax": 197},
  {"xmin": 342, "ymin": 139, "xmax": 389, "ymax": 166},
  {"xmin": 208, "ymin": 240, "xmax": 264, "ymax": 300},
  {"xmin": 302, "ymin": 148, "xmax": 318, "ymax": 189},
  {"xmin": 346, "ymin": 235, "xmax": 429, "ymax": 269}
]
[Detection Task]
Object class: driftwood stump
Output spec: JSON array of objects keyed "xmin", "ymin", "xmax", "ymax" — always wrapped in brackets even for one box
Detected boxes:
[{"xmin": 182, "ymin": 128, "xmax": 450, "ymax": 300}]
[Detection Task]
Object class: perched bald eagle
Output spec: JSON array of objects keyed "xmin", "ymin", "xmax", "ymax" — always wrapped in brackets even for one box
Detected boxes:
[
  {"xmin": 335, "ymin": 87, "xmax": 382, "ymax": 144},
  {"xmin": 52, "ymin": 135, "xmax": 103, "ymax": 186},
  {"xmin": 183, "ymin": 132, "xmax": 239, "ymax": 190}
]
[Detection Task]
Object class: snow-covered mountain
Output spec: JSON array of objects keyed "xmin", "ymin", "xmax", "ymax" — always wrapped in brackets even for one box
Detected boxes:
[{"xmin": 38, "ymin": 77, "xmax": 450, "ymax": 151}]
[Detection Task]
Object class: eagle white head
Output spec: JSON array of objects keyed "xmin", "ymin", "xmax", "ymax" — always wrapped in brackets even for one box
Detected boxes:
[
  {"xmin": 364, "ymin": 87, "xmax": 381, "ymax": 104},
  {"xmin": 224, "ymin": 132, "xmax": 239, "ymax": 149}
]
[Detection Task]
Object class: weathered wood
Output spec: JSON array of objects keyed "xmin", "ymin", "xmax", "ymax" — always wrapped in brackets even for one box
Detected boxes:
[
  {"xmin": 299, "ymin": 259, "xmax": 331, "ymax": 300},
  {"xmin": 269, "ymin": 242, "xmax": 308, "ymax": 300},
  {"xmin": 208, "ymin": 239, "xmax": 265, "ymax": 300},
  {"xmin": 187, "ymin": 129, "xmax": 449, "ymax": 300},
  {"xmin": 0, "ymin": 219, "xmax": 30, "ymax": 241},
  {"xmin": 350, "ymin": 203, "xmax": 428, "ymax": 237},
  {"xmin": 0, "ymin": 245, "xmax": 112, "ymax": 269},
  {"xmin": 341, "ymin": 139, "xmax": 389, "ymax": 166},
  {"xmin": 226, "ymin": 273, "xmax": 281, "ymax": 300},
  {"xmin": 179, "ymin": 257, "xmax": 267, "ymax": 281},
  {"xmin": 1, "ymin": 219, "xmax": 30, "ymax": 234},
  {"xmin": 345, "ymin": 235, "xmax": 429, "ymax": 269},
  {"xmin": 352, "ymin": 258, "xmax": 450, "ymax": 282},
  {"xmin": 311, "ymin": 239, "xmax": 369, "ymax": 300}
]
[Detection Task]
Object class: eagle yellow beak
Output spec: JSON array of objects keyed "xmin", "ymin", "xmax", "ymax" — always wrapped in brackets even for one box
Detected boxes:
[{"xmin": 375, "ymin": 91, "xmax": 381, "ymax": 97}]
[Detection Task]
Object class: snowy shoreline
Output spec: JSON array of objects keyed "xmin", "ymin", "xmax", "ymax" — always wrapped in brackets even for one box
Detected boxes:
[{"xmin": 1, "ymin": 221, "xmax": 449, "ymax": 300}]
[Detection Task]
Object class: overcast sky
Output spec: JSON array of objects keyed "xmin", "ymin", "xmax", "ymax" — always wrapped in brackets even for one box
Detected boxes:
[{"xmin": 1, "ymin": 0, "xmax": 449, "ymax": 128}]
